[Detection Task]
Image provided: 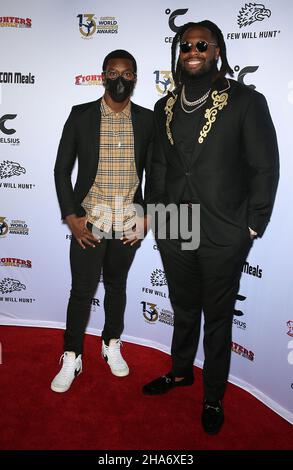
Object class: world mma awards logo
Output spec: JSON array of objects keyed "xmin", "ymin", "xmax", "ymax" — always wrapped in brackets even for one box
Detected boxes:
[
  {"xmin": 77, "ymin": 14, "xmax": 118, "ymax": 38},
  {"xmin": 0, "ymin": 217, "xmax": 9, "ymax": 237},
  {"xmin": 153, "ymin": 71, "xmax": 174, "ymax": 96}
]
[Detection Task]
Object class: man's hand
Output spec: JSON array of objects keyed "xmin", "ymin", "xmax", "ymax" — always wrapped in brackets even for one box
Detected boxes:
[
  {"xmin": 249, "ymin": 227, "xmax": 258, "ymax": 239},
  {"xmin": 121, "ymin": 215, "xmax": 151, "ymax": 246},
  {"xmin": 65, "ymin": 214, "xmax": 100, "ymax": 249}
]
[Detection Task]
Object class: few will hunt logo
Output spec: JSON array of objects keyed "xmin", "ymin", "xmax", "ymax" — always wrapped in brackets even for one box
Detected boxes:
[
  {"xmin": 77, "ymin": 14, "xmax": 118, "ymax": 38},
  {"xmin": 237, "ymin": 3, "xmax": 271, "ymax": 28},
  {"xmin": 0, "ymin": 278, "xmax": 26, "ymax": 294},
  {"xmin": 150, "ymin": 269, "xmax": 167, "ymax": 287},
  {"xmin": 0, "ymin": 161, "xmax": 26, "ymax": 179},
  {"xmin": 0, "ymin": 17, "xmax": 32, "ymax": 28}
]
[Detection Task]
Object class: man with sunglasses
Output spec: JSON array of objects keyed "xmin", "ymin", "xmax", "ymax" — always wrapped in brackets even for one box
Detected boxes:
[
  {"xmin": 143, "ymin": 21, "xmax": 279, "ymax": 434},
  {"xmin": 52, "ymin": 50, "xmax": 153, "ymax": 393}
]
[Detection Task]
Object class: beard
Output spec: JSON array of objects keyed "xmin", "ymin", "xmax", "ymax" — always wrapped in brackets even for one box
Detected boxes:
[{"xmin": 181, "ymin": 58, "xmax": 218, "ymax": 80}]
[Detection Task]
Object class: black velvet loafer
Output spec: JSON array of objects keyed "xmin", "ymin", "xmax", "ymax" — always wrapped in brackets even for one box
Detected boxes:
[
  {"xmin": 142, "ymin": 372, "xmax": 194, "ymax": 395},
  {"xmin": 201, "ymin": 400, "xmax": 224, "ymax": 434}
]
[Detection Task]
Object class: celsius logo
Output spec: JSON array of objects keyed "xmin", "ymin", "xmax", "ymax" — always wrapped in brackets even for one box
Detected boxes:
[
  {"xmin": 0, "ymin": 161, "xmax": 26, "ymax": 179},
  {"xmin": 237, "ymin": 3, "xmax": 271, "ymax": 28},
  {"xmin": 0, "ymin": 278, "xmax": 26, "ymax": 294},
  {"xmin": 0, "ymin": 114, "xmax": 17, "ymax": 135},
  {"xmin": 166, "ymin": 8, "xmax": 188, "ymax": 32},
  {"xmin": 234, "ymin": 294, "xmax": 246, "ymax": 317},
  {"xmin": 287, "ymin": 320, "xmax": 293, "ymax": 337},
  {"xmin": 150, "ymin": 269, "xmax": 167, "ymax": 287},
  {"xmin": 153, "ymin": 71, "xmax": 174, "ymax": 95},
  {"xmin": 234, "ymin": 65, "xmax": 259, "ymax": 90},
  {"xmin": 141, "ymin": 301, "xmax": 159, "ymax": 322}
]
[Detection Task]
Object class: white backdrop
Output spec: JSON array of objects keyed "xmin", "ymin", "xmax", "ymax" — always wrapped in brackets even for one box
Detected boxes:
[{"xmin": 0, "ymin": 0, "xmax": 292, "ymax": 424}]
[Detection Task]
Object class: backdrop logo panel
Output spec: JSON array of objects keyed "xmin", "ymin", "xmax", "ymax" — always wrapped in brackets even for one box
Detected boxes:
[
  {"xmin": 153, "ymin": 70, "xmax": 174, "ymax": 96},
  {"xmin": 150, "ymin": 269, "xmax": 167, "ymax": 287},
  {"xmin": 75, "ymin": 74, "xmax": 103, "ymax": 86},
  {"xmin": 0, "ymin": 160, "xmax": 26, "ymax": 179},
  {"xmin": 234, "ymin": 65, "xmax": 259, "ymax": 89},
  {"xmin": 0, "ymin": 217, "xmax": 29, "ymax": 237},
  {"xmin": 0, "ymin": 258, "xmax": 32, "ymax": 269},
  {"xmin": 0, "ymin": 72, "xmax": 35, "ymax": 85},
  {"xmin": 287, "ymin": 320, "xmax": 293, "ymax": 338},
  {"xmin": 232, "ymin": 341, "xmax": 255, "ymax": 361},
  {"xmin": 227, "ymin": 4, "xmax": 281, "ymax": 40},
  {"xmin": 237, "ymin": 3, "xmax": 271, "ymax": 28},
  {"xmin": 77, "ymin": 14, "xmax": 118, "ymax": 38},
  {"xmin": 140, "ymin": 300, "xmax": 174, "ymax": 327},
  {"xmin": 242, "ymin": 261, "xmax": 263, "ymax": 279},
  {"xmin": 0, "ymin": 17, "xmax": 32, "ymax": 28},
  {"xmin": 0, "ymin": 277, "xmax": 35, "ymax": 305},
  {"xmin": 141, "ymin": 269, "xmax": 168, "ymax": 299},
  {"xmin": 0, "ymin": 277, "xmax": 26, "ymax": 294},
  {"xmin": 164, "ymin": 7, "xmax": 188, "ymax": 43}
]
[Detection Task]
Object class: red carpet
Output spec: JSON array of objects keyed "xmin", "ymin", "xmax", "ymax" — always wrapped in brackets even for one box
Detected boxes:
[{"xmin": 0, "ymin": 325, "xmax": 292, "ymax": 450}]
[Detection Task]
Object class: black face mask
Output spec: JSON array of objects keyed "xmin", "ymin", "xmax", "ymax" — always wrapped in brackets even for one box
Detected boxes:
[{"xmin": 105, "ymin": 76, "xmax": 135, "ymax": 102}]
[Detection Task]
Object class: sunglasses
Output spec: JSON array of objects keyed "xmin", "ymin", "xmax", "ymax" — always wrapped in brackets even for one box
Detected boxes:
[{"xmin": 180, "ymin": 40, "xmax": 218, "ymax": 53}]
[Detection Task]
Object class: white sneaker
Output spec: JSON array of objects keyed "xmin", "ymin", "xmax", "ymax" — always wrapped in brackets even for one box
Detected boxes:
[
  {"xmin": 102, "ymin": 339, "xmax": 129, "ymax": 377},
  {"xmin": 51, "ymin": 351, "xmax": 82, "ymax": 393}
]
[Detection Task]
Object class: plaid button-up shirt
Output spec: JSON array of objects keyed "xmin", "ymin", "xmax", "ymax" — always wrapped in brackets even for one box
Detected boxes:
[{"xmin": 82, "ymin": 98, "xmax": 139, "ymax": 233}]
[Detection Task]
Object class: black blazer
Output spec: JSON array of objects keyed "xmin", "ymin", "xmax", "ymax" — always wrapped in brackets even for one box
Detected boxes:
[
  {"xmin": 150, "ymin": 78, "xmax": 279, "ymax": 243},
  {"xmin": 54, "ymin": 98, "xmax": 153, "ymax": 219}
]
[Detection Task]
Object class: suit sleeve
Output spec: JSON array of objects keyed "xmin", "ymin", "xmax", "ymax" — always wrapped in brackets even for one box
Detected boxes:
[
  {"xmin": 149, "ymin": 103, "xmax": 168, "ymax": 205},
  {"xmin": 54, "ymin": 108, "xmax": 77, "ymax": 219},
  {"xmin": 242, "ymin": 93, "xmax": 279, "ymax": 236}
]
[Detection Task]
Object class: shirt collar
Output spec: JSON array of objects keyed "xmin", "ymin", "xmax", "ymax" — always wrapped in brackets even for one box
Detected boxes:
[{"xmin": 101, "ymin": 97, "xmax": 131, "ymax": 118}]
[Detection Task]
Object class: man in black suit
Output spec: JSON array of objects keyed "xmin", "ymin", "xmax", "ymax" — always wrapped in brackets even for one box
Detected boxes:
[
  {"xmin": 143, "ymin": 21, "xmax": 279, "ymax": 434},
  {"xmin": 51, "ymin": 50, "xmax": 153, "ymax": 393}
]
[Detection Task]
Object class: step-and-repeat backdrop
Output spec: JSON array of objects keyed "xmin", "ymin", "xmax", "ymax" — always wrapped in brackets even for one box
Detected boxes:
[{"xmin": 1, "ymin": 0, "xmax": 292, "ymax": 423}]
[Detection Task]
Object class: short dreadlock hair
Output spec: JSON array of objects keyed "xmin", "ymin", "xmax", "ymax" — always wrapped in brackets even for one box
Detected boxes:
[{"xmin": 171, "ymin": 20, "xmax": 234, "ymax": 88}]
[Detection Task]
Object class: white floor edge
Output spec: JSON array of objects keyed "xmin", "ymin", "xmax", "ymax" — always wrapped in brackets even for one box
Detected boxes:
[{"xmin": 1, "ymin": 319, "xmax": 292, "ymax": 425}]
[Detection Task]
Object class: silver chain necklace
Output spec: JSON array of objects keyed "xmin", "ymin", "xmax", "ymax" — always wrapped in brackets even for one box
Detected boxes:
[{"xmin": 180, "ymin": 85, "xmax": 210, "ymax": 114}]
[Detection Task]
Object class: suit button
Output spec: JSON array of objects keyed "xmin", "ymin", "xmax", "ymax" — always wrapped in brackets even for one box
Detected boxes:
[{"xmin": 185, "ymin": 172, "xmax": 192, "ymax": 176}]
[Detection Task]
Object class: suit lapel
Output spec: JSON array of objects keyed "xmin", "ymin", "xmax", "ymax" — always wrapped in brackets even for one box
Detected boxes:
[
  {"xmin": 90, "ymin": 99, "xmax": 101, "ymax": 162},
  {"xmin": 190, "ymin": 78, "xmax": 231, "ymax": 166},
  {"xmin": 164, "ymin": 79, "xmax": 231, "ymax": 169},
  {"xmin": 131, "ymin": 103, "xmax": 142, "ymax": 173}
]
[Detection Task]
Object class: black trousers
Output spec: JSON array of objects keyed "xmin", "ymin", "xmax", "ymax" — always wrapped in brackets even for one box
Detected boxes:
[
  {"xmin": 156, "ymin": 215, "xmax": 252, "ymax": 402},
  {"xmin": 64, "ymin": 229, "xmax": 139, "ymax": 355}
]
